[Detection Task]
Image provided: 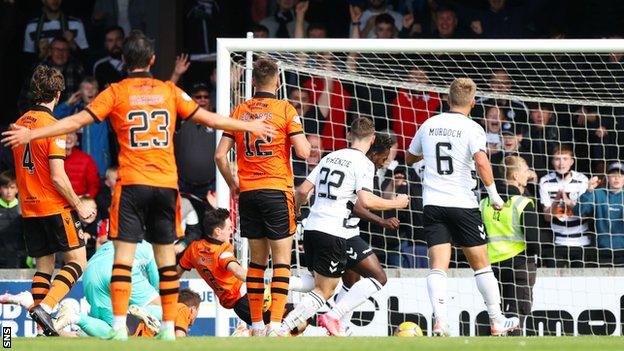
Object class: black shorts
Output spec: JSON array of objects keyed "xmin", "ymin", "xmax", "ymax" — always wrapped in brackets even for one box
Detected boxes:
[
  {"xmin": 109, "ymin": 184, "xmax": 181, "ymax": 244},
  {"xmin": 304, "ymin": 230, "xmax": 347, "ymax": 278},
  {"xmin": 233, "ymin": 294, "xmax": 294, "ymax": 324},
  {"xmin": 239, "ymin": 189, "xmax": 295, "ymax": 240},
  {"xmin": 23, "ymin": 210, "xmax": 85, "ymax": 258},
  {"xmin": 423, "ymin": 205, "xmax": 486, "ymax": 248},
  {"xmin": 345, "ymin": 235, "xmax": 374, "ymax": 269}
]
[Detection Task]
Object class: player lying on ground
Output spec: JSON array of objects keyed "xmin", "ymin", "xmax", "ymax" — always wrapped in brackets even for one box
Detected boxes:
[
  {"xmin": 52, "ymin": 240, "xmax": 161, "ymax": 337},
  {"xmin": 176, "ymin": 208, "xmax": 315, "ymax": 331},
  {"xmin": 277, "ymin": 117, "xmax": 409, "ymax": 336},
  {"xmin": 2, "ymin": 30, "xmax": 275, "ymax": 341},
  {"xmin": 8, "ymin": 65, "xmax": 97, "ymax": 336},
  {"xmin": 405, "ymin": 77, "xmax": 519, "ymax": 336},
  {"xmin": 317, "ymin": 132, "xmax": 400, "ymax": 336}
]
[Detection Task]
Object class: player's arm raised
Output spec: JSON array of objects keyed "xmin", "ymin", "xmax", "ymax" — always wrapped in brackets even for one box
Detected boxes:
[
  {"xmin": 214, "ymin": 136, "xmax": 239, "ymax": 199},
  {"xmin": 2, "ymin": 111, "xmax": 93, "ymax": 147},
  {"xmin": 49, "ymin": 158, "xmax": 96, "ymax": 221},
  {"xmin": 190, "ymin": 108, "xmax": 277, "ymax": 141},
  {"xmin": 357, "ymin": 190, "xmax": 409, "ymax": 211}
]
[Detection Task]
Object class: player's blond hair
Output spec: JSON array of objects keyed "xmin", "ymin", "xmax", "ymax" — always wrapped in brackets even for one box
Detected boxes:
[
  {"xmin": 504, "ymin": 155, "xmax": 527, "ymax": 181},
  {"xmin": 448, "ymin": 77, "xmax": 476, "ymax": 107}
]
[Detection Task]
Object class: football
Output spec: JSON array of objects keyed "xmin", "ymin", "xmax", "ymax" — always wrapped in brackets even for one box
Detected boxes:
[{"xmin": 394, "ymin": 322, "xmax": 424, "ymax": 337}]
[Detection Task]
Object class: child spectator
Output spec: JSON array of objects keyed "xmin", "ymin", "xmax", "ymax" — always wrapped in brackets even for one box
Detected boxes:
[{"xmin": 0, "ymin": 171, "xmax": 26, "ymax": 268}]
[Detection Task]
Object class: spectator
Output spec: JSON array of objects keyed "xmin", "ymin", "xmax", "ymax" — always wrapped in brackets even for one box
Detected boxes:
[
  {"xmin": 523, "ymin": 102, "xmax": 571, "ymax": 176},
  {"xmin": 64, "ymin": 132, "xmax": 100, "ymax": 199},
  {"xmin": 490, "ymin": 121, "xmax": 536, "ymax": 185},
  {"xmin": 475, "ymin": 69, "xmax": 529, "ymax": 127},
  {"xmin": 357, "ymin": 0, "xmax": 402, "ymax": 38},
  {"xmin": 19, "ymin": 37, "xmax": 85, "ymax": 112},
  {"xmin": 539, "ymin": 145, "xmax": 592, "ymax": 268},
  {"xmin": 95, "ymin": 165, "xmax": 117, "ymax": 223},
  {"xmin": 481, "ymin": 155, "xmax": 539, "ymax": 335},
  {"xmin": 0, "ymin": 171, "xmax": 26, "ymax": 268},
  {"xmin": 260, "ymin": 0, "xmax": 302, "ymax": 38},
  {"xmin": 251, "ymin": 23, "xmax": 270, "ymax": 38},
  {"xmin": 482, "ymin": 106, "xmax": 505, "ymax": 154},
  {"xmin": 570, "ymin": 106, "xmax": 617, "ymax": 175},
  {"xmin": 294, "ymin": 1, "xmax": 328, "ymax": 39},
  {"xmin": 174, "ymin": 83, "xmax": 217, "ymax": 200},
  {"xmin": 23, "ymin": 0, "xmax": 89, "ymax": 61},
  {"xmin": 472, "ymin": 0, "xmax": 527, "ymax": 38},
  {"xmin": 294, "ymin": 133, "xmax": 323, "ymax": 187},
  {"xmin": 428, "ymin": 6, "xmax": 462, "ymax": 39},
  {"xmin": 92, "ymin": 0, "xmax": 147, "ymax": 35},
  {"xmin": 391, "ymin": 67, "xmax": 441, "ymax": 153},
  {"xmin": 54, "ymin": 77, "xmax": 111, "ymax": 177},
  {"xmin": 288, "ymin": 87, "xmax": 317, "ymax": 133},
  {"xmin": 93, "ymin": 26, "xmax": 126, "ymax": 89},
  {"xmin": 183, "ymin": 0, "xmax": 223, "ymax": 57},
  {"xmin": 575, "ymin": 162, "xmax": 624, "ymax": 266}
]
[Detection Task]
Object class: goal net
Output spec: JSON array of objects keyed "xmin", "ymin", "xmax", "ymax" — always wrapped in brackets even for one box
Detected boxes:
[{"xmin": 216, "ymin": 38, "xmax": 624, "ymax": 337}]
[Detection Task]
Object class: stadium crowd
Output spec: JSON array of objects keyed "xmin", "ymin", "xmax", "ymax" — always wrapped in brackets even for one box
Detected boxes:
[{"xmin": 0, "ymin": 0, "xmax": 623, "ymax": 270}]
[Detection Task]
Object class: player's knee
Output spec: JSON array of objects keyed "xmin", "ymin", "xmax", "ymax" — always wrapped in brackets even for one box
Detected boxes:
[{"xmin": 375, "ymin": 271, "xmax": 387, "ymax": 286}]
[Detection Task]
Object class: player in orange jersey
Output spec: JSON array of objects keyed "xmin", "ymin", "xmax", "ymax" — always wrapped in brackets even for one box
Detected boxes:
[
  {"xmin": 2, "ymin": 31, "xmax": 275, "ymax": 341},
  {"xmin": 215, "ymin": 57, "xmax": 311, "ymax": 336},
  {"xmin": 176, "ymin": 209, "xmax": 314, "ymax": 329},
  {"xmin": 10, "ymin": 65, "xmax": 96, "ymax": 336}
]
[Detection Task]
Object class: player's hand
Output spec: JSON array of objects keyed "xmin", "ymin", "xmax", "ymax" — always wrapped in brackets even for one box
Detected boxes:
[
  {"xmin": 382, "ymin": 217, "xmax": 400, "ymax": 230},
  {"xmin": 588, "ymin": 176, "xmax": 601, "ymax": 191},
  {"xmin": 230, "ymin": 183, "xmax": 240, "ymax": 202},
  {"xmin": 173, "ymin": 53, "xmax": 190, "ymax": 76},
  {"xmin": 394, "ymin": 194, "xmax": 409, "ymax": 208},
  {"xmin": 248, "ymin": 118, "xmax": 277, "ymax": 142},
  {"xmin": 76, "ymin": 200, "xmax": 97, "ymax": 223},
  {"xmin": 2, "ymin": 124, "xmax": 33, "ymax": 148},
  {"xmin": 490, "ymin": 194, "xmax": 505, "ymax": 210}
]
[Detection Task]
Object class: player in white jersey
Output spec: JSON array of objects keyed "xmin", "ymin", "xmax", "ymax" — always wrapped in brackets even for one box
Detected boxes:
[
  {"xmin": 277, "ymin": 118, "xmax": 409, "ymax": 336},
  {"xmin": 405, "ymin": 78, "xmax": 519, "ymax": 336}
]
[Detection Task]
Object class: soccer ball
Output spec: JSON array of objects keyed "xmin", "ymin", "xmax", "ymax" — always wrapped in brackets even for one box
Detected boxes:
[{"xmin": 394, "ymin": 321, "xmax": 423, "ymax": 337}]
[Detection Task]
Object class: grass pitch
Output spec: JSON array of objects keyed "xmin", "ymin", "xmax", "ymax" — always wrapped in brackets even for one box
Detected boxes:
[{"xmin": 10, "ymin": 336, "xmax": 624, "ymax": 351}]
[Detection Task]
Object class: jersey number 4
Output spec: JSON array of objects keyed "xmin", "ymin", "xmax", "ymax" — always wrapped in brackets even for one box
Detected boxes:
[
  {"xmin": 22, "ymin": 143, "xmax": 35, "ymax": 174},
  {"xmin": 127, "ymin": 110, "xmax": 170, "ymax": 148},
  {"xmin": 317, "ymin": 167, "xmax": 345, "ymax": 200}
]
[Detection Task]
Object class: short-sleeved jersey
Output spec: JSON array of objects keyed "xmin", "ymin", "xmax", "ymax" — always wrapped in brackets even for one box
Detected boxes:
[
  {"xmin": 304, "ymin": 148, "xmax": 375, "ymax": 239},
  {"xmin": 408, "ymin": 112, "xmax": 487, "ymax": 209},
  {"xmin": 85, "ymin": 72, "xmax": 199, "ymax": 189},
  {"xmin": 129, "ymin": 303, "xmax": 193, "ymax": 337},
  {"xmin": 12, "ymin": 106, "xmax": 69, "ymax": 217},
  {"xmin": 179, "ymin": 237, "xmax": 242, "ymax": 309},
  {"xmin": 223, "ymin": 92, "xmax": 304, "ymax": 193}
]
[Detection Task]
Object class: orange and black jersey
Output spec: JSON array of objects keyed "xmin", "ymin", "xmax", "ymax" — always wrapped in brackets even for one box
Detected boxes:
[
  {"xmin": 12, "ymin": 106, "xmax": 70, "ymax": 217},
  {"xmin": 85, "ymin": 72, "xmax": 199, "ymax": 189},
  {"xmin": 128, "ymin": 302, "xmax": 193, "ymax": 337},
  {"xmin": 223, "ymin": 92, "xmax": 304, "ymax": 193}
]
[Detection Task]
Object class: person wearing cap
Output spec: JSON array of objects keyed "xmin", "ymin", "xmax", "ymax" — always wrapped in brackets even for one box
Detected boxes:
[
  {"xmin": 490, "ymin": 121, "xmax": 536, "ymax": 186},
  {"xmin": 480, "ymin": 155, "xmax": 539, "ymax": 335},
  {"xmin": 574, "ymin": 162, "xmax": 624, "ymax": 266}
]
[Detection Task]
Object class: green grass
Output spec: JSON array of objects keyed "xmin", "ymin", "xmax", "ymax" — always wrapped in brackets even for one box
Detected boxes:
[{"xmin": 10, "ymin": 336, "xmax": 624, "ymax": 351}]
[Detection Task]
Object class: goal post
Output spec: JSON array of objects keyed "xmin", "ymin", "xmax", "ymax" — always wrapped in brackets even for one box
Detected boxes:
[{"xmin": 215, "ymin": 37, "xmax": 624, "ymax": 337}]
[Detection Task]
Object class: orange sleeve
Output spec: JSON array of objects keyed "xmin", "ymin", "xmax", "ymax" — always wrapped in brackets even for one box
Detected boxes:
[
  {"xmin": 48, "ymin": 135, "xmax": 67, "ymax": 159},
  {"xmin": 217, "ymin": 244, "xmax": 238, "ymax": 271},
  {"xmin": 175, "ymin": 305, "xmax": 191, "ymax": 334},
  {"xmin": 173, "ymin": 84, "xmax": 200, "ymax": 120},
  {"xmin": 285, "ymin": 103, "xmax": 304, "ymax": 137},
  {"xmin": 85, "ymin": 87, "xmax": 115, "ymax": 122},
  {"xmin": 178, "ymin": 245, "xmax": 193, "ymax": 271}
]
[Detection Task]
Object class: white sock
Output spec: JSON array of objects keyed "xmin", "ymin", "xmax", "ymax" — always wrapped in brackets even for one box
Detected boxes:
[
  {"xmin": 112, "ymin": 315, "xmax": 127, "ymax": 331},
  {"xmin": 474, "ymin": 266, "xmax": 503, "ymax": 320},
  {"xmin": 326, "ymin": 278, "xmax": 382, "ymax": 320},
  {"xmin": 269, "ymin": 321, "xmax": 281, "ymax": 330},
  {"xmin": 251, "ymin": 321, "xmax": 265, "ymax": 331},
  {"xmin": 427, "ymin": 269, "xmax": 448, "ymax": 321},
  {"xmin": 281, "ymin": 291, "xmax": 325, "ymax": 332},
  {"xmin": 40, "ymin": 303, "xmax": 53, "ymax": 314},
  {"xmin": 160, "ymin": 321, "xmax": 174, "ymax": 331},
  {"xmin": 334, "ymin": 285, "xmax": 352, "ymax": 325},
  {"xmin": 289, "ymin": 274, "xmax": 315, "ymax": 292}
]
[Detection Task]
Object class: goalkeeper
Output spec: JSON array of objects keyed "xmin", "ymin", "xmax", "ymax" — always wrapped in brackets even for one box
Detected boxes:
[
  {"xmin": 480, "ymin": 156, "xmax": 539, "ymax": 335},
  {"xmin": 54, "ymin": 240, "xmax": 162, "ymax": 337}
]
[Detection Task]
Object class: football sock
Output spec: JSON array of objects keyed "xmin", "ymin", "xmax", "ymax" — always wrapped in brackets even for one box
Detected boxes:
[
  {"xmin": 334, "ymin": 285, "xmax": 353, "ymax": 326},
  {"xmin": 474, "ymin": 266, "xmax": 503, "ymax": 320},
  {"xmin": 77, "ymin": 313, "xmax": 112, "ymax": 337},
  {"xmin": 110, "ymin": 261, "xmax": 132, "ymax": 330},
  {"xmin": 31, "ymin": 272, "xmax": 51, "ymax": 307},
  {"xmin": 158, "ymin": 265, "xmax": 179, "ymax": 327},
  {"xmin": 270, "ymin": 264, "xmax": 290, "ymax": 323},
  {"xmin": 289, "ymin": 273, "xmax": 315, "ymax": 292},
  {"xmin": 326, "ymin": 278, "xmax": 382, "ymax": 320},
  {"xmin": 144, "ymin": 304, "xmax": 163, "ymax": 321},
  {"xmin": 41, "ymin": 262, "xmax": 82, "ymax": 310},
  {"xmin": 281, "ymin": 291, "xmax": 326, "ymax": 332},
  {"xmin": 246, "ymin": 262, "xmax": 267, "ymax": 326},
  {"xmin": 427, "ymin": 269, "xmax": 448, "ymax": 321}
]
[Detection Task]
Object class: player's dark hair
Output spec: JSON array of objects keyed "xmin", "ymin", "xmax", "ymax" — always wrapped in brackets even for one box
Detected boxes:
[
  {"xmin": 375, "ymin": 13, "xmax": 395, "ymax": 26},
  {"xmin": 350, "ymin": 117, "xmax": 375, "ymax": 140},
  {"xmin": 122, "ymin": 30, "xmax": 155, "ymax": 71},
  {"xmin": 368, "ymin": 132, "xmax": 394, "ymax": 155},
  {"xmin": 178, "ymin": 288, "xmax": 201, "ymax": 308},
  {"xmin": 105, "ymin": 25, "xmax": 125, "ymax": 38},
  {"xmin": 30, "ymin": 65, "xmax": 65, "ymax": 104},
  {"xmin": 0, "ymin": 171, "xmax": 16, "ymax": 187},
  {"xmin": 252, "ymin": 57, "xmax": 278, "ymax": 87},
  {"xmin": 203, "ymin": 208, "xmax": 230, "ymax": 238}
]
